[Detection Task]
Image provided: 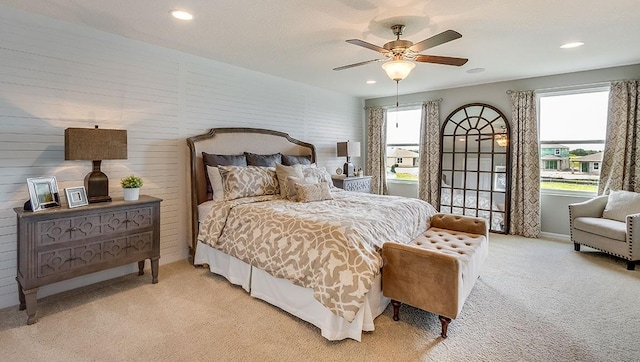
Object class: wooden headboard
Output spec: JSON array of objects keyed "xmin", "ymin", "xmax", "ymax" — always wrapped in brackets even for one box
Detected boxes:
[{"xmin": 186, "ymin": 127, "xmax": 316, "ymax": 255}]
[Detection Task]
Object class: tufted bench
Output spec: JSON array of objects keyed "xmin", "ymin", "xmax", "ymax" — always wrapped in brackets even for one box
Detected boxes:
[{"xmin": 382, "ymin": 213, "xmax": 489, "ymax": 338}]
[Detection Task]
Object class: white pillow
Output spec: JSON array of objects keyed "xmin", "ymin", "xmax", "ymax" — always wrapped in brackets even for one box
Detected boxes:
[
  {"xmin": 602, "ymin": 190, "xmax": 640, "ymax": 222},
  {"xmin": 295, "ymin": 182, "xmax": 333, "ymax": 203},
  {"xmin": 206, "ymin": 166, "xmax": 225, "ymax": 201}
]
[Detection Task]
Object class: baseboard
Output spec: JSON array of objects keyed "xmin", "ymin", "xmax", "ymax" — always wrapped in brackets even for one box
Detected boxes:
[{"xmin": 540, "ymin": 232, "xmax": 571, "ymax": 243}]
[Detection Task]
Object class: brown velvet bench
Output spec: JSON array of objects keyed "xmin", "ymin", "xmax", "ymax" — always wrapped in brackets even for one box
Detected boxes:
[{"xmin": 382, "ymin": 213, "xmax": 489, "ymax": 338}]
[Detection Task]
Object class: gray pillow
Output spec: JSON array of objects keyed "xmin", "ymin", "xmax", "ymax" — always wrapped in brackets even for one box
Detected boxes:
[
  {"xmin": 245, "ymin": 152, "xmax": 282, "ymax": 167},
  {"xmin": 281, "ymin": 154, "xmax": 312, "ymax": 166}
]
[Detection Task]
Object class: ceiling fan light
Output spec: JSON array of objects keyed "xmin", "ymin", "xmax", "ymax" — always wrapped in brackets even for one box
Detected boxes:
[
  {"xmin": 382, "ymin": 60, "xmax": 415, "ymax": 81},
  {"xmin": 495, "ymin": 134, "xmax": 508, "ymax": 147}
]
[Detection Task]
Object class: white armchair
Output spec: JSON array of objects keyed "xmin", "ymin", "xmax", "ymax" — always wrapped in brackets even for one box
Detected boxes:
[{"xmin": 569, "ymin": 191, "xmax": 640, "ymax": 270}]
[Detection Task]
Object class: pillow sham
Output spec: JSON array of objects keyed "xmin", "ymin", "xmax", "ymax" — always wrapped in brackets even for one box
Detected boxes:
[
  {"xmin": 206, "ymin": 166, "xmax": 225, "ymax": 201},
  {"xmin": 202, "ymin": 152, "xmax": 247, "ymax": 196},
  {"xmin": 602, "ymin": 190, "xmax": 640, "ymax": 222},
  {"xmin": 295, "ymin": 181, "xmax": 333, "ymax": 203},
  {"xmin": 275, "ymin": 163, "xmax": 303, "ymax": 199},
  {"xmin": 281, "ymin": 154, "xmax": 312, "ymax": 166},
  {"xmin": 245, "ymin": 152, "xmax": 282, "ymax": 167},
  {"xmin": 286, "ymin": 175, "xmax": 318, "ymax": 201},
  {"xmin": 218, "ymin": 165, "xmax": 279, "ymax": 201},
  {"xmin": 302, "ymin": 166, "xmax": 334, "ymax": 186}
]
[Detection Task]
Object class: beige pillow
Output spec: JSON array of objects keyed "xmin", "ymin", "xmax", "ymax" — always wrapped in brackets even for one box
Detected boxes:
[
  {"xmin": 218, "ymin": 165, "xmax": 279, "ymax": 201},
  {"xmin": 287, "ymin": 176, "xmax": 318, "ymax": 201},
  {"xmin": 295, "ymin": 181, "xmax": 333, "ymax": 203},
  {"xmin": 275, "ymin": 163, "xmax": 303, "ymax": 198},
  {"xmin": 602, "ymin": 190, "xmax": 640, "ymax": 222},
  {"xmin": 302, "ymin": 166, "xmax": 334, "ymax": 186},
  {"xmin": 206, "ymin": 166, "xmax": 225, "ymax": 201}
]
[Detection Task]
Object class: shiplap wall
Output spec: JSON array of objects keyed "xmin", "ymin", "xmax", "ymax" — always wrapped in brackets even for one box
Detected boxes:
[{"xmin": 0, "ymin": 6, "xmax": 363, "ymax": 309}]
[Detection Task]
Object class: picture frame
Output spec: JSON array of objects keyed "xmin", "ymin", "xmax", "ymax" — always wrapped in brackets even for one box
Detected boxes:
[
  {"xmin": 65, "ymin": 186, "xmax": 88, "ymax": 208},
  {"xmin": 26, "ymin": 176, "xmax": 60, "ymax": 211}
]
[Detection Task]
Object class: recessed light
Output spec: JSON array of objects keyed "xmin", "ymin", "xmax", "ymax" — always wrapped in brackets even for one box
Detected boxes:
[
  {"xmin": 366, "ymin": 80, "xmax": 376, "ymax": 84},
  {"xmin": 560, "ymin": 42, "xmax": 584, "ymax": 49},
  {"xmin": 466, "ymin": 68, "xmax": 485, "ymax": 74},
  {"xmin": 170, "ymin": 10, "xmax": 193, "ymax": 20}
]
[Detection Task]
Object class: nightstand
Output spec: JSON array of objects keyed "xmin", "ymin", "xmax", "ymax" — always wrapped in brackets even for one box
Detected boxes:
[
  {"xmin": 331, "ymin": 175, "xmax": 372, "ymax": 193},
  {"xmin": 14, "ymin": 195, "xmax": 162, "ymax": 324}
]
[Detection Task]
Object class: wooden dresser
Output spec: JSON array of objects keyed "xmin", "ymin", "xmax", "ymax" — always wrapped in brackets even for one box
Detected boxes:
[
  {"xmin": 331, "ymin": 175, "xmax": 372, "ymax": 193},
  {"xmin": 14, "ymin": 195, "xmax": 161, "ymax": 324}
]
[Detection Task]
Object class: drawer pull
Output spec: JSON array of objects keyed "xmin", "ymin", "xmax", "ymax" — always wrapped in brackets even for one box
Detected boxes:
[
  {"xmin": 124, "ymin": 219, "xmax": 131, "ymax": 223},
  {"xmin": 67, "ymin": 227, "xmax": 78, "ymax": 232}
]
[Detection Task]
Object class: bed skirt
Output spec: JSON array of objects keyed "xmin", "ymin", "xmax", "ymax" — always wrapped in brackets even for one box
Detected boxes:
[{"xmin": 194, "ymin": 240, "xmax": 389, "ymax": 341}]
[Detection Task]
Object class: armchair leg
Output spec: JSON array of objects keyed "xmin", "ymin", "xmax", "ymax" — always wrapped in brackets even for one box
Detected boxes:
[
  {"xmin": 574, "ymin": 243, "xmax": 581, "ymax": 251},
  {"xmin": 627, "ymin": 261, "xmax": 636, "ymax": 271}
]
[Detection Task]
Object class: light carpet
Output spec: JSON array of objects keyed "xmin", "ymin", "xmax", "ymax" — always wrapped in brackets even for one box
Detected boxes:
[{"xmin": 1, "ymin": 234, "xmax": 639, "ymax": 361}]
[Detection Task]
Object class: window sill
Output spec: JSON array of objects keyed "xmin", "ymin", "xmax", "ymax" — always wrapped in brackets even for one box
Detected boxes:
[
  {"xmin": 540, "ymin": 188, "xmax": 597, "ymax": 198},
  {"xmin": 387, "ymin": 178, "xmax": 418, "ymax": 185}
]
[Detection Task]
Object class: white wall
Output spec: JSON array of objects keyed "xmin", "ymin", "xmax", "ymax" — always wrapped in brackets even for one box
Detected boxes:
[
  {"xmin": 366, "ymin": 63, "xmax": 640, "ymax": 235},
  {"xmin": 0, "ymin": 6, "xmax": 363, "ymax": 309}
]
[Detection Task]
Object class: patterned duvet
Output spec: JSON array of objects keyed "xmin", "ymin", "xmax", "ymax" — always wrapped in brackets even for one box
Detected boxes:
[{"xmin": 198, "ymin": 190, "xmax": 437, "ymax": 322}]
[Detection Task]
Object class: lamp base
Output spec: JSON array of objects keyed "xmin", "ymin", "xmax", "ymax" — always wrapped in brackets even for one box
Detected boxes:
[
  {"xmin": 343, "ymin": 161, "xmax": 355, "ymax": 177},
  {"xmin": 85, "ymin": 160, "xmax": 111, "ymax": 203}
]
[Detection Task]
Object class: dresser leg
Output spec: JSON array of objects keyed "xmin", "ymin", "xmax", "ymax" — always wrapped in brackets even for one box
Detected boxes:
[
  {"xmin": 23, "ymin": 288, "xmax": 39, "ymax": 325},
  {"xmin": 138, "ymin": 260, "xmax": 145, "ymax": 276},
  {"xmin": 151, "ymin": 258, "xmax": 159, "ymax": 284}
]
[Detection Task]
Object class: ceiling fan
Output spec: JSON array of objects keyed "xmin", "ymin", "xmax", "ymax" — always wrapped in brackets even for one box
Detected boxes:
[{"xmin": 333, "ymin": 24, "xmax": 468, "ymax": 80}]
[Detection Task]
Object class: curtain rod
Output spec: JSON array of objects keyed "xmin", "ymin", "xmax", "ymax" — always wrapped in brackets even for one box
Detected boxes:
[
  {"xmin": 364, "ymin": 98, "xmax": 442, "ymax": 110},
  {"xmin": 506, "ymin": 81, "xmax": 613, "ymax": 95}
]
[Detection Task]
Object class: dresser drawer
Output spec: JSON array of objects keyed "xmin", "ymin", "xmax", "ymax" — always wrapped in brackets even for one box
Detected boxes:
[
  {"xmin": 37, "ymin": 232, "xmax": 153, "ymax": 278},
  {"xmin": 36, "ymin": 206, "xmax": 153, "ymax": 246}
]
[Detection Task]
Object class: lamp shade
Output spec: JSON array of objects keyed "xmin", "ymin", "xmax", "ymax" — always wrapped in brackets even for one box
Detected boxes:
[
  {"xmin": 65, "ymin": 127, "xmax": 127, "ymax": 160},
  {"xmin": 336, "ymin": 141, "xmax": 361, "ymax": 158},
  {"xmin": 382, "ymin": 60, "xmax": 415, "ymax": 81}
]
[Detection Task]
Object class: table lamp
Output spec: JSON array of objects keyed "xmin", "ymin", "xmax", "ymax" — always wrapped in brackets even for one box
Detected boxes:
[
  {"xmin": 64, "ymin": 126, "xmax": 127, "ymax": 203},
  {"xmin": 336, "ymin": 141, "xmax": 361, "ymax": 177}
]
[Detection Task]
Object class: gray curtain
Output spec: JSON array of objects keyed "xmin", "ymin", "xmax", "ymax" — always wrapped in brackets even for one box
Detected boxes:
[
  {"xmin": 509, "ymin": 90, "xmax": 541, "ymax": 238},
  {"xmin": 365, "ymin": 107, "xmax": 388, "ymax": 195},
  {"xmin": 598, "ymin": 80, "xmax": 640, "ymax": 194},
  {"xmin": 418, "ymin": 100, "xmax": 441, "ymax": 205}
]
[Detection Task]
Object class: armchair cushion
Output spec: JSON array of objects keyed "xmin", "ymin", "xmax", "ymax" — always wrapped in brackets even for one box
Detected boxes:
[
  {"xmin": 573, "ymin": 217, "xmax": 627, "ymax": 241},
  {"xmin": 602, "ymin": 190, "xmax": 640, "ymax": 222}
]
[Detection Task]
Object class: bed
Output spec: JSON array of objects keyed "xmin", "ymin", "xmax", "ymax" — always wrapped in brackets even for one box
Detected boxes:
[{"xmin": 187, "ymin": 128, "xmax": 437, "ymax": 341}]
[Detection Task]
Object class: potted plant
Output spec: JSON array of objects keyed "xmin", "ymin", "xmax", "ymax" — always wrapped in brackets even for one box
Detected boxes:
[{"xmin": 121, "ymin": 175, "xmax": 143, "ymax": 201}]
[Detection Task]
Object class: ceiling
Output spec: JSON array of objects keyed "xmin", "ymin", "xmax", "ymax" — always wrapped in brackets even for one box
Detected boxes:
[{"xmin": 2, "ymin": 0, "xmax": 639, "ymax": 98}]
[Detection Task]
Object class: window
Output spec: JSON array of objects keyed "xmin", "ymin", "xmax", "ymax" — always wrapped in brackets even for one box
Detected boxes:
[
  {"xmin": 386, "ymin": 108, "xmax": 421, "ymax": 181},
  {"xmin": 538, "ymin": 88, "xmax": 609, "ymax": 193}
]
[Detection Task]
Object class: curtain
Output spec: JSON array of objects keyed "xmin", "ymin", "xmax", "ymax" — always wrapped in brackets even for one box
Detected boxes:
[
  {"xmin": 418, "ymin": 100, "xmax": 441, "ymax": 205},
  {"xmin": 509, "ymin": 90, "xmax": 541, "ymax": 238},
  {"xmin": 598, "ymin": 80, "xmax": 640, "ymax": 194},
  {"xmin": 365, "ymin": 107, "xmax": 388, "ymax": 195}
]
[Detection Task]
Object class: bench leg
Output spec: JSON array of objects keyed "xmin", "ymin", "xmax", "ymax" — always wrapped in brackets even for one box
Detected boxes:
[
  {"xmin": 391, "ymin": 300, "xmax": 401, "ymax": 321},
  {"xmin": 439, "ymin": 315, "xmax": 451, "ymax": 338}
]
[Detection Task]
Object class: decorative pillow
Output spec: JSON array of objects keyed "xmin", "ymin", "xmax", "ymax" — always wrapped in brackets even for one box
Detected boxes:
[
  {"xmin": 275, "ymin": 163, "xmax": 303, "ymax": 198},
  {"xmin": 295, "ymin": 182, "xmax": 333, "ymax": 203},
  {"xmin": 219, "ymin": 165, "xmax": 279, "ymax": 201},
  {"xmin": 281, "ymin": 154, "xmax": 313, "ymax": 166},
  {"xmin": 202, "ymin": 152, "xmax": 247, "ymax": 196},
  {"xmin": 286, "ymin": 176, "xmax": 318, "ymax": 201},
  {"xmin": 245, "ymin": 152, "xmax": 282, "ymax": 167},
  {"xmin": 602, "ymin": 190, "xmax": 640, "ymax": 222},
  {"xmin": 206, "ymin": 166, "xmax": 225, "ymax": 201},
  {"xmin": 302, "ymin": 166, "xmax": 334, "ymax": 186}
]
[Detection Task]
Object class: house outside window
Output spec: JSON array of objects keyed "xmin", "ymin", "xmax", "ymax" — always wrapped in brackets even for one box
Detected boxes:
[
  {"xmin": 538, "ymin": 88, "xmax": 609, "ymax": 194},
  {"xmin": 386, "ymin": 108, "xmax": 421, "ymax": 181}
]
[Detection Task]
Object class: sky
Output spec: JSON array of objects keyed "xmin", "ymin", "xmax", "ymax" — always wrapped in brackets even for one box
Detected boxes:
[{"xmin": 539, "ymin": 90, "xmax": 609, "ymax": 151}]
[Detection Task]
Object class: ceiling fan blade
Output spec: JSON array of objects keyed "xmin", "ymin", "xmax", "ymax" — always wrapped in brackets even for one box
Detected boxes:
[
  {"xmin": 409, "ymin": 30, "xmax": 462, "ymax": 53},
  {"xmin": 333, "ymin": 58, "xmax": 383, "ymax": 71},
  {"xmin": 346, "ymin": 39, "xmax": 389, "ymax": 54},
  {"xmin": 414, "ymin": 55, "xmax": 468, "ymax": 66}
]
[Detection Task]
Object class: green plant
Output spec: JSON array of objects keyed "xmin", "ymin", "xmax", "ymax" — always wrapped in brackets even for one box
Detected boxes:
[{"xmin": 120, "ymin": 175, "xmax": 143, "ymax": 189}]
